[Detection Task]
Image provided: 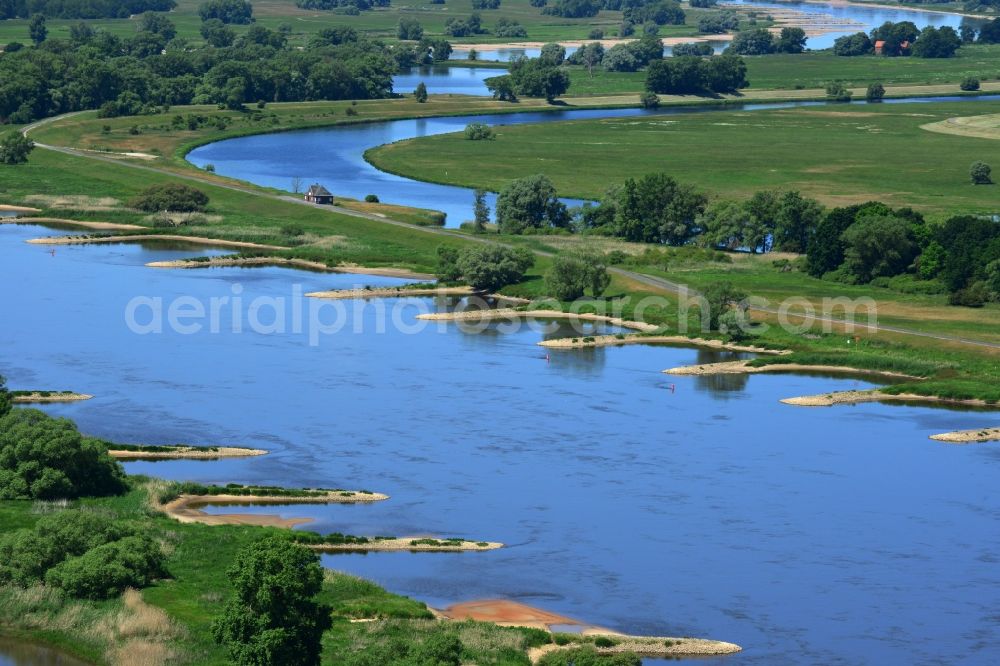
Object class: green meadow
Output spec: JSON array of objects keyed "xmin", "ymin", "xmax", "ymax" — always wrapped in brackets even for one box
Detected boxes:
[{"xmin": 365, "ymin": 99, "xmax": 1000, "ymax": 218}]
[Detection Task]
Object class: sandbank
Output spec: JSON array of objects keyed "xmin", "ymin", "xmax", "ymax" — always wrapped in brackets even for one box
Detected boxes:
[
  {"xmin": 542, "ymin": 333, "xmax": 784, "ymax": 352},
  {"xmin": 0, "ymin": 205, "xmax": 42, "ymax": 213},
  {"xmin": 929, "ymin": 426, "xmax": 1000, "ymax": 443},
  {"xmin": 3, "ymin": 217, "xmax": 143, "ymax": 231},
  {"xmin": 306, "ymin": 286, "xmax": 471, "ymax": 299},
  {"xmin": 665, "ymin": 359, "xmax": 918, "ymax": 379},
  {"xmin": 146, "ymin": 255, "xmax": 434, "ymax": 279},
  {"xmin": 27, "ymin": 234, "xmax": 288, "ymax": 250},
  {"xmin": 109, "ymin": 446, "xmax": 267, "ymax": 460},
  {"xmin": 416, "ymin": 308, "xmax": 659, "ymax": 332},
  {"xmin": 12, "ymin": 392, "xmax": 93, "ymax": 403},
  {"xmin": 780, "ymin": 389, "xmax": 991, "ymax": 407},
  {"xmin": 309, "ymin": 538, "xmax": 502, "ymax": 553},
  {"xmin": 159, "ymin": 491, "xmax": 389, "ymax": 528},
  {"xmin": 437, "ymin": 600, "xmax": 740, "ymax": 657}
]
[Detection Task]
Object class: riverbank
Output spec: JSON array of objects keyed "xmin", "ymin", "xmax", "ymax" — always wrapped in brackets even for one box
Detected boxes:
[
  {"xmin": 780, "ymin": 389, "xmax": 991, "ymax": 407},
  {"xmin": 2, "ymin": 217, "xmax": 144, "ymax": 231},
  {"xmin": 306, "ymin": 286, "xmax": 470, "ymax": 299},
  {"xmin": 108, "ymin": 445, "xmax": 267, "ymax": 460},
  {"xmin": 416, "ymin": 308, "xmax": 660, "ymax": 332},
  {"xmin": 541, "ymin": 333, "xmax": 785, "ymax": 353},
  {"xmin": 929, "ymin": 426, "xmax": 1000, "ymax": 443},
  {"xmin": 158, "ymin": 491, "xmax": 389, "ymax": 527},
  {"xmin": 26, "ymin": 233, "xmax": 289, "ymax": 250},
  {"xmin": 145, "ymin": 255, "xmax": 434, "ymax": 279},
  {"xmin": 664, "ymin": 359, "xmax": 918, "ymax": 379}
]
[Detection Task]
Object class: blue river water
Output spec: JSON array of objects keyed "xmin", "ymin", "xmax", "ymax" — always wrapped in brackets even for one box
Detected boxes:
[{"xmin": 2, "ymin": 222, "xmax": 998, "ymax": 664}]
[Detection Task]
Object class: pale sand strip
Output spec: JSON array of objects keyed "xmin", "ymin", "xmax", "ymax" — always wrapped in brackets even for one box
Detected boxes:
[
  {"xmin": 146, "ymin": 256, "xmax": 434, "ymax": 280},
  {"xmin": 542, "ymin": 333, "xmax": 785, "ymax": 353},
  {"xmin": 307, "ymin": 286, "xmax": 472, "ymax": 299},
  {"xmin": 665, "ymin": 359, "xmax": 918, "ymax": 379},
  {"xmin": 929, "ymin": 427, "xmax": 1000, "ymax": 443},
  {"xmin": 27, "ymin": 234, "xmax": 289, "ymax": 250},
  {"xmin": 109, "ymin": 446, "xmax": 267, "ymax": 460},
  {"xmin": 3, "ymin": 217, "xmax": 143, "ymax": 230},
  {"xmin": 12, "ymin": 392, "xmax": 93, "ymax": 403},
  {"xmin": 160, "ymin": 491, "xmax": 389, "ymax": 528},
  {"xmin": 439, "ymin": 600, "xmax": 738, "ymax": 659},
  {"xmin": 0, "ymin": 205, "xmax": 42, "ymax": 213},
  {"xmin": 781, "ymin": 390, "xmax": 990, "ymax": 408},
  {"xmin": 309, "ymin": 538, "xmax": 502, "ymax": 553},
  {"xmin": 417, "ymin": 309, "xmax": 659, "ymax": 332}
]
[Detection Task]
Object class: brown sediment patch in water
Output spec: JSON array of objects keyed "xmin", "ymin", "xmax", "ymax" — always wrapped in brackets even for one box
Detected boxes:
[
  {"xmin": 147, "ymin": 256, "xmax": 434, "ymax": 280},
  {"xmin": 543, "ymin": 334, "xmax": 785, "ymax": 353},
  {"xmin": 780, "ymin": 390, "xmax": 991, "ymax": 408},
  {"xmin": 2, "ymin": 217, "xmax": 143, "ymax": 230},
  {"xmin": 417, "ymin": 309, "xmax": 659, "ymax": 332},
  {"xmin": 12, "ymin": 392, "xmax": 93, "ymax": 403},
  {"xmin": 665, "ymin": 359, "xmax": 919, "ymax": 379},
  {"xmin": 27, "ymin": 234, "xmax": 288, "ymax": 250},
  {"xmin": 159, "ymin": 491, "xmax": 389, "ymax": 528},
  {"xmin": 306, "ymin": 286, "xmax": 471, "ymax": 299},
  {"xmin": 929, "ymin": 426, "xmax": 1000, "ymax": 443},
  {"xmin": 108, "ymin": 446, "xmax": 267, "ymax": 460}
]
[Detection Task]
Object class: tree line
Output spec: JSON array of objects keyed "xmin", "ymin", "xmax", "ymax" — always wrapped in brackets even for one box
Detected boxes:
[
  {"xmin": 0, "ymin": 0, "xmax": 172, "ymax": 19},
  {"xmin": 833, "ymin": 21, "xmax": 968, "ymax": 58},
  {"xmin": 0, "ymin": 14, "xmax": 418, "ymax": 124},
  {"xmin": 468, "ymin": 170, "xmax": 1000, "ymax": 306}
]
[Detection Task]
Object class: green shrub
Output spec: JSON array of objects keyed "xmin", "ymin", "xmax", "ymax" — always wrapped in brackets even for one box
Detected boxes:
[
  {"xmin": 365, "ymin": 194, "xmax": 380, "ymax": 203},
  {"xmin": 129, "ymin": 183, "xmax": 209, "ymax": 212},
  {"xmin": 960, "ymin": 77, "xmax": 980, "ymax": 91},
  {"xmin": 45, "ymin": 534, "xmax": 167, "ymax": 599},
  {"xmin": 825, "ymin": 81, "xmax": 852, "ymax": 102},
  {"xmin": 593, "ymin": 636, "xmax": 617, "ymax": 647},
  {"xmin": 0, "ymin": 409, "xmax": 127, "ymax": 500},
  {"xmin": 464, "ymin": 122, "xmax": 496, "ymax": 140},
  {"xmin": 970, "ymin": 161, "xmax": 992, "ymax": 185}
]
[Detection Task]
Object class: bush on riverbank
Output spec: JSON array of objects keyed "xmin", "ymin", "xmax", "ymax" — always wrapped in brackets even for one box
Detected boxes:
[{"xmin": 0, "ymin": 406, "xmax": 127, "ymax": 500}]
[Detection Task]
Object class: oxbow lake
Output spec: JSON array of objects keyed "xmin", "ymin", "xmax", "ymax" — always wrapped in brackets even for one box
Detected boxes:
[{"xmin": 2, "ymin": 222, "xmax": 1000, "ymax": 664}]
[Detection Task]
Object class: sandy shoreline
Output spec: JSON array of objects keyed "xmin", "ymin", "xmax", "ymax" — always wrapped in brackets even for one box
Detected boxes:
[
  {"xmin": 437, "ymin": 600, "xmax": 740, "ymax": 657},
  {"xmin": 306, "ymin": 286, "xmax": 470, "ymax": 299},
  {"xmin": 929, "ymin": 426, "xmax": 1000, "ymax": 443},
  {"xmin": 146, "ymin": 256, "xmax": 434, "ymax": 279},
  {"xmin": 664, "ymin": 359, "xmax": 918, "ymax": 379},
  {"xmin": 109, "ymin": 446, "xmax": 267, "ymax": 460},
  {"xmin": 780, "ymin": 389, "xmax": 991, "ymax": 408},
  {"xmin": 12, "ymin": 392, "xmax": 93, "ymax": 403},
  {"xmin": 27, "ymin": 234, "xmax": 288, "ymax": 250},
  {"xmin": 3, "ymin": 217, "xmax": 144, "ymax": 231},
  {"xmin": 160, "ymin": 491, "xmax": 389, "ymax": 527},
  {"xmin": 542, "ymin": 333, "xmax": 784, "ymax": 352},
  {"xmin": 416, "ymin": 308, "xmax": 660, "ymax": 332},
  {"xmin": 310, "ymin": 538, "xmax": 503, "ymax": 552},
  {"xmin": 0, "ymin": 204, "xmax": 42, "ymax": 213}
]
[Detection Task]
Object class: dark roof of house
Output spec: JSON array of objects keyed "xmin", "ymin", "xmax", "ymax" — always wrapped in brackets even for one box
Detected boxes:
[{"xmin": 307, "ymin": 184, "xmax": 332, "ymax": 196}]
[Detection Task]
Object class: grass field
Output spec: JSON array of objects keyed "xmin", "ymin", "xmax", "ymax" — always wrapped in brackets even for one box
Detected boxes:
[
  {"xmin": 0, "ymin": 483, "xmax": 546, "ymax": 665},
  {"xmin": 0, "ymin": 0, "xmax": 712, "ymax": 47},
  {"xmin": 565, "ymin": 45, "xmax": 1000, "ymax": 95},
  {"xmin": 365, "ymin": 99, "xmax": 1000, "ymax": 218}
]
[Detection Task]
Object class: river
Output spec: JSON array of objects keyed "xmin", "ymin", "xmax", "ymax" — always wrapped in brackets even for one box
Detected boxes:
[{"xmin": 2, "ymin": 221, "xmax": 999, "ymax": 664}]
